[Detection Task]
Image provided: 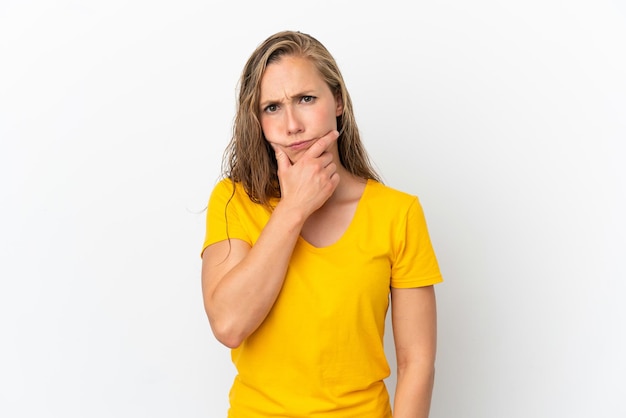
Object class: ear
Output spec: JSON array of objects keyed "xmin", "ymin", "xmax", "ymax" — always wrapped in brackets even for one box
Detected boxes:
[{"xmin": 335, "ymin": 93, "xmax": 344, "ymax": 117}]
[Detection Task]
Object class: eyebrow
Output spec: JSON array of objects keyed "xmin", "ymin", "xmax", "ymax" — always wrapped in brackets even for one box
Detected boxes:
[{"xmin": 259, "ymin": 90, "xmax": 316, "ymax": 109}]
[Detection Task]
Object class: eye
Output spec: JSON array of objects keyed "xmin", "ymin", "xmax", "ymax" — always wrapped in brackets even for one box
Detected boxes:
[
  {"xmin": 264, "ymin": 104, "xmax": 278, "ymax": 113},
  {"xmin": 301, "ymin": 95, "xmax": 316, "ymax": 103}
]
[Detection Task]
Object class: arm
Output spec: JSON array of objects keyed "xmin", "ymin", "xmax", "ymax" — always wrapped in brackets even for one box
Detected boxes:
[
  {"xmin": 391, "ymin": 285, "xmax": 438, "ymax": 418},
  {"xmin": 201, "ymin": 132, "xmax": 339, "ymax": 348},
  {"xmin": 201, "ymin": 205, "xmax": 304, "ymax": 348}
]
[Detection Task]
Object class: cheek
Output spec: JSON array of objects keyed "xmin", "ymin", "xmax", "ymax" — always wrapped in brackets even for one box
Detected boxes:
[
  {"xmin": 260, "ymin": 118, "xmax": 275, "ymax": 140},
  {"xmin": 318, "ymin": 105, "xmax": 339, "ymax": 129}
]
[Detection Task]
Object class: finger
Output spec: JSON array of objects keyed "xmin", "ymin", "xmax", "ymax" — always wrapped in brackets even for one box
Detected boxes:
[
  {"xmin": 320, "ymin": 151, "xmax": 334, "ymax": 167},
  {"xmin": 272, "ymin": 144, "xmax": 292, "ymax": 171},
  {"xmin": 324, "ymin": 161, "xmax": 338, "ymax": 176},
  {"xmin": 304, "ymin": 130, "xmax": 339, "ymax": 158}
]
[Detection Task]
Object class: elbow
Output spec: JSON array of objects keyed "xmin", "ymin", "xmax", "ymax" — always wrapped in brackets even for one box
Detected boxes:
[
  {"xmin": 216, "ymin": 333, "xmax": 244, "ymax": 349},
  {"xmin": 209, "ymin": 318, "xmax": 245, "ymax": 349},
  {"xmin": 397, "ymin": 358, "xmax": 436, "ymax": 381}
]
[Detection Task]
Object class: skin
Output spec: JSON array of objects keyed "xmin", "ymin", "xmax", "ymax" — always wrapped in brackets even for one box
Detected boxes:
[
  {"xmin": 201, "ymin": 55, "xmax": 437, "ymax": 418},
  {"xmin": 392, "ymin": 286, "xmax": 438, "ymax": 418}
]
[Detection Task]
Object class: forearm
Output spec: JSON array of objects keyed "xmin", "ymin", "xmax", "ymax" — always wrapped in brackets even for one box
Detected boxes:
[
  {"xmin": 393, "ymin": 362, "xmax": 435, "ymax": 418},
  {"xmin": 206, "ymin": 201, "xmax": 305, "ymax": 347}
]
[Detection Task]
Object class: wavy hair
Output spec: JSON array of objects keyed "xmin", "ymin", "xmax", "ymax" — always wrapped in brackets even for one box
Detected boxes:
[{"xmin": 222, "ymin": 30, "xmax": 381, "ymax": 208}]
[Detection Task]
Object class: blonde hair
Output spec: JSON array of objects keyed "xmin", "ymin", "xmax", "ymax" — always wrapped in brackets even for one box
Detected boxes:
[{"xmin": 222, "ymin": 30, "xmax": 381, "ymax": 207}]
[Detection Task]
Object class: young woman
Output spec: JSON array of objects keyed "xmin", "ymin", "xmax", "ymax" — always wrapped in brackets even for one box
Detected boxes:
[{"xmin": 201, "ymin": 30, "xmax": 443, "ymax": 418}]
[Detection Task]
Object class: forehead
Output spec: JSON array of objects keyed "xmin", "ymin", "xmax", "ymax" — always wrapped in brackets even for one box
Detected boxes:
[{"xmin": 260, "ymin": 55, "xmax": 328, "ymax": 97}]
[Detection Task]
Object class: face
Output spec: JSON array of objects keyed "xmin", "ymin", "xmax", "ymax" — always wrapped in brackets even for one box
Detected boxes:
[{"xmin": 259, "ymin": 55, "xmax": 343, "ymax": 163}]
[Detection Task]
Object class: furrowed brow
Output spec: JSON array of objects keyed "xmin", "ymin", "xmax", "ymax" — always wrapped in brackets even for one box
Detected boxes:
[{"xmin": 260, "ymin": 90, "xmax": 316, "ymax": 109}]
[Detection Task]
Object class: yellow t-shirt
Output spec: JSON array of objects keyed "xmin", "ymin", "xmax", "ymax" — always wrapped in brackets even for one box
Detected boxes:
[{"xmin": 203, "ymin": 178, "xmax": 443, "ymax": 418}]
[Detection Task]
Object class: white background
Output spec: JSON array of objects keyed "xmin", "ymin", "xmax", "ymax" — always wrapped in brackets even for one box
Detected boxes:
[{"xmin": 1, "ymin": 1, "xmax": 625, "ymax": 417}]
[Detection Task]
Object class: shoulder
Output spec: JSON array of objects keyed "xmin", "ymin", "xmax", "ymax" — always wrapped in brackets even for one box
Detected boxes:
[
  {"xmin": 208, "ymin": 178, "xmax": 273, "ymax": 218},
  {"xmin": 210, "ymin": 178, "xmax": 248, "ymax": 202},
  {"xmin": 211, "ymin": 178, "xmax": 237, "ymax": 196},
  {"xmin": 208, "ymin": 178, "xmax": 252, "ymax": 211},
  {"xmin": 366, "ymin": 180, "xmax": 420, "ymax": 209},
  {"xmin": 362, "ymin": 181, "xmax": 430, "ymax": 231}
]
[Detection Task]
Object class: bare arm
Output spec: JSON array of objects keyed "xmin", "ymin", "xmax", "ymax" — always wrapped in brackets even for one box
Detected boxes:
[
  {"xmin": 201, "ymin": 131, "xmax": 339, "ymax": 348},
  {"xmin": 391, "ymin": 285, "xmax": 438, "ymax": 418},
  {"xmin": 201, "ymin": 206, "xmax": 303, "ymax": 348}
]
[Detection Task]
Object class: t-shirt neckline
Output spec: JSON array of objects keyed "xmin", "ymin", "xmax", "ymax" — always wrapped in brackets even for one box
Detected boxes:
[{"xmin": 297, "ymin": 178, "xmax": 373, "ymax": 252}]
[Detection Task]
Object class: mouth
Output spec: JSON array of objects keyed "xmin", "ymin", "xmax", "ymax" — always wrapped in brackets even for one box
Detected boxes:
[{"xmin": 288, "ymin": 139, "xmax": 315, "ymax": 151}]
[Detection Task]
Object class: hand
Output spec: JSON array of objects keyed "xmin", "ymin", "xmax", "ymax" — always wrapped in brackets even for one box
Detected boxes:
[{"xmin": 273, "ymin": 130, "xmax": 340, "ymax": 218}]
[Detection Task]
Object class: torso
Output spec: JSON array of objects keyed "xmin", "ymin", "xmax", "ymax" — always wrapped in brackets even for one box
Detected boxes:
[{"xmin": 204, "ymin": 176, "xmax": 442, "ymax": 418}]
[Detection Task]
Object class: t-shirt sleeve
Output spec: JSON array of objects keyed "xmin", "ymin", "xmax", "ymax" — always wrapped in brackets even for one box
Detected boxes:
[
  {"xmin": 201, "ymin": 179, "xmax": 252, "ymax": 256},
  {"xmin": 390, "ymin": 197, "xmax": 444, "ymax": 288}
]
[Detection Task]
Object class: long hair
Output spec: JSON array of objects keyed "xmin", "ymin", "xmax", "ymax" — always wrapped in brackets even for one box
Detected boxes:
[{"xmin": 222, "ymin": 30, "xmax": 381, "ymax": 208}]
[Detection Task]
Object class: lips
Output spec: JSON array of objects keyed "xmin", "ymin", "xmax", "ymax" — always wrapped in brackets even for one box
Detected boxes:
[{"xmin": 288, "ymin": 139, "xmax": 314, "ymax": 151}]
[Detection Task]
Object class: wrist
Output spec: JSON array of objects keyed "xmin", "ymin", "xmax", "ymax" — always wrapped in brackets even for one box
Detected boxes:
[{"xmin": 273, "ymin": 201, "xmax": 308, "ymax": 231}]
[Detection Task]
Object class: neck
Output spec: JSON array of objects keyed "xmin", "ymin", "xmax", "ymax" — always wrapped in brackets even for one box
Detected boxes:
[{"xmin": 325, "ymin": 164, "xmax": 367, "ymax": 204}]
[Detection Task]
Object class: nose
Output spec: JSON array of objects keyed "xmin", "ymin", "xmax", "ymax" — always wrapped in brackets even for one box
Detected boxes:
[{"xmin": 285, "ymin": 106, "xmax": 304, "ymax": 135}]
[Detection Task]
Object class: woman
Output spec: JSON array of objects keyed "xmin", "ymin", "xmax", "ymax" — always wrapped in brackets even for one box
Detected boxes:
[{"xmin": 201, "ymin": 30, "xmax": 443, "ymax": 418}]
